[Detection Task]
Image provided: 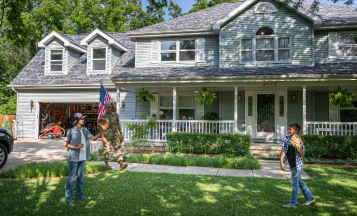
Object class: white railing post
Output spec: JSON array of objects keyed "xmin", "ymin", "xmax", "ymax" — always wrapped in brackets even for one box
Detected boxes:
[
  {"xmin": 172, "ymin": 87, "xmax": 177, "ymax": 132},
  {"xmin": 234, "ymin": 86, "xmax": 238, "ymax": 134},
  {"xmin": 303, "ymin": 86, "xmax": 307, "ymax": 135}
]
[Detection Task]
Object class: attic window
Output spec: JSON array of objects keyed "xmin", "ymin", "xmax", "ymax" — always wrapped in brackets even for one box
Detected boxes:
[
  {"xmin": 50, "ymin": 50, "xmax": 63, "ymax": 72},
  {"xmin": 93, "ymin": 48, "xmax": 106, "ymax": 71},
  {"xmin": 256, "ymin": 27, "xmax": 274, "ymax": 36},
  {"xmin": 255, "ymin": 2, "xmax": 276, "ymax": 13}
]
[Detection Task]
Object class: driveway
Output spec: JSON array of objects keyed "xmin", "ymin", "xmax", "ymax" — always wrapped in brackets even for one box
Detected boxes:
[{"xmin": 1, "ymin": 138, "xmax": 102, "ymax": 171}]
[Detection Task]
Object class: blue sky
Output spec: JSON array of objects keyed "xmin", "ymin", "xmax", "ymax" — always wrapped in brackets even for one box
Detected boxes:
[{"xmin": 142, "ymin": 0, "xmax": 357, "ymax": 20}]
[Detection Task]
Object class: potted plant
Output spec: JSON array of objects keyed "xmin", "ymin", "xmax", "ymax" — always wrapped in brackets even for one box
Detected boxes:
[
  {"xmin": 135, "ymin": 88, "xmax": 156, "ymax": 104},
  {"xmin": 329, "ymin": 87, "xmax": 356, "ymax": 107},
  {"xmin": 194, "ymin": 87, "xmax": 217, "ymax": 107}
]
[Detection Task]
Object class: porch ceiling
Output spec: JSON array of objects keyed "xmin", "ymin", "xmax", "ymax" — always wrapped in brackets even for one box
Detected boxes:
[{"xmin": 121, "ymin": 85, "xmax": 357, "ymax": 93}]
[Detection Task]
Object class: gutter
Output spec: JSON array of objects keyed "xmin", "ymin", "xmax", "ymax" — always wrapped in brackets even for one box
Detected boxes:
[
  {"xmin": 7, "ymin": 83, "xmax": 116, "ymax": 90},
  {"xmin": 11, "ymin": 87, "xmax": 18, "ymax": 94},
  {"xmin": 127, "ymin": 29, "xmax": 217, "ymax": 39}
]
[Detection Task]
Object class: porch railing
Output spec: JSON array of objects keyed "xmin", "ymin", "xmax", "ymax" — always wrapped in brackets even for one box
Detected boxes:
[
  {"xmin": 120, "ymin": 120, "xmax": 235, "ymax": 142},
  {"xmin": 306, "ymin": 121, "xmax": 357, "ymax": 136}
]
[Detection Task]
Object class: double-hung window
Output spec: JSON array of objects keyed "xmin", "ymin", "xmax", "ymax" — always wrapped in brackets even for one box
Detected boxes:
[
  {"xmin": 50, "ymin": 50, "xmax": 63, "ymax": 72},
  {"xmin": 240, "ymin": 36, "xmax": 291, "ymax": 63},
  {"xmin": 338, "ymin": 33, "xmax": 357, "ymax": 57},
  {"xmin": 160, "ymin": 40, "xmax": 196, "ymax": 62},
  {"xmin": 92, "ymin": 48, "xmax": 106, "ymax": 71}
]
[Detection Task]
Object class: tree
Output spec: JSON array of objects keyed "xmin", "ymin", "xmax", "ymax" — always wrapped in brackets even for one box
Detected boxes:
[
  {"xmin": 129, "ymin": 3, "xmax": 165, "ymax": 30},
  {"xmin": 168, "ymin": 0, "xmax": 182, "ymax": 19},
  {"xmin": 188, "ymin": 0, "xmax": 209, "ymax": 14}
]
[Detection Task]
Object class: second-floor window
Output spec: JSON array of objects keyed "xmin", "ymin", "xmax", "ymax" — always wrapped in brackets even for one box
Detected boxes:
[
  {"xmin": 339, "ymin": 33, "xmax": 357, "ymax": 57},
  {"xmin": 93, "ymin": 48, "xmax": 106, "ymax": 71},
  {"xmin": 50, "ymin": 50, "xmax": 63, "ymax": 72},
  {"xmin": 160, "ymin": 40, "xmax": 196, "ymax": 62}
]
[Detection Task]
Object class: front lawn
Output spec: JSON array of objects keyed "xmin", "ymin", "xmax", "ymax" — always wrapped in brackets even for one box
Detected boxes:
[{"xmin": 0, "ymin": 166, "xmax": 356, "ymax": 215}]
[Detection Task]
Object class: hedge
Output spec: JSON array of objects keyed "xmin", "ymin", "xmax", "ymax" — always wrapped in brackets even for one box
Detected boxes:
[
  {"xmin": 166, "ymin": 132, "xmax": 251, "ymax": 157},
  {"xmin": 300, "ymin": 134, "xmax": 357, "ymax": 159}
]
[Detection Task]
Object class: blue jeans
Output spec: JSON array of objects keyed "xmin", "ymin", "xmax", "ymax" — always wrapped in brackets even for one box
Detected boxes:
[
  {"xmin": 65, "ymin": 161, "xmax": 85, "ymax": 201},
  {"xmin": 290, "ymin": 167, "xmax": 313, "ymax": 204}
]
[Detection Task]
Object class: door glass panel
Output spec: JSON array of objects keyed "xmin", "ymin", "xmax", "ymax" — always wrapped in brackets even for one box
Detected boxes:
[
  {"xmin": 257, "ymin": 94, "xmax": 275, "ymax": 132},
  {"xmin": 248, "ymin": 96, "xmax": 253, "ymax": 116},
  {"xmin": 279, "ymin": 96, "xmax": 284, "ymax": 116}
]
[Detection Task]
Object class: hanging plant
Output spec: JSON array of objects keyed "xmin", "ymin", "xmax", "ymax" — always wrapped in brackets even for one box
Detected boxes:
[
  {"xmin": 135, "ymin": 88, "xmax": 156, "ymax": 104},
  {"xmin": 194, "ymin": 87, "xmax": 217, "ymax": 107},
  {"xmin": 329, "ymin": 87, "xmax": 356, "ymax": 107}
]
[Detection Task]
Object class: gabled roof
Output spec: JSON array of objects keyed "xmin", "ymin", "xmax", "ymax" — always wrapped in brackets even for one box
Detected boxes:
[
  {"xmin": 213, "ymin": 0, "xmax": 323, "ymax": 30},
  {"xmin": 129, "ymin": 0, "xmax": 357, "ymax": 35},
  {"xmin": 9, "ymin": 32, "xmax": 134, "ymax": 86},
  {"xmin": 80, "ymin": 29, "xmax": 127, "ymax": 51},
  {"xmin": 38, "ymin": 31, "xmax": 87, "ymax": 53}
]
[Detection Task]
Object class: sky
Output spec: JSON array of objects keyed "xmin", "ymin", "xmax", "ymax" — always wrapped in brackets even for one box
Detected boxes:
[{"xmin": 142, "ymin": 0, "xmax": 357, "ymax": 20}]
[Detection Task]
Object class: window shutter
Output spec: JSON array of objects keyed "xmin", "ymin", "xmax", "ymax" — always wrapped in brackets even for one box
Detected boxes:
[
  {"xmin": 150, "ymin": 94, "xmax": 159, "ymax": 117},
  {"xmin": 151, "ymin": 40, "xmax": 160, "ymax": 63},
  {"xmin": 87, "ymin": 47, "xmax": 92, "ymax": 74},
  {"xmin": 329, "ymin": 102, "xmax": 339, "ymax": 122},
  {"xmin": 196, "ymin": 38, "xmax": 205, "ymax": 62},
  {"xmin": 196, "ymin": 104, "xmax": 204, "ymax": 120},
  {"xmin": 45, "ymin": 48, "xmax": 50, "ymax": 74},
  {"xmin": 328, "ymin": 32, "xmax": 339, "ymax": 59}
]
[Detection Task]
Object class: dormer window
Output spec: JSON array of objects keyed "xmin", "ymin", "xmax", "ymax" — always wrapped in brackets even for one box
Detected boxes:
[
  {"xmin": 255, "ymin": 2, "xmax": 276, "ymax": 14},
  {"xmin": 93, "ymin": 48, "xmax": 106, "ymax": 71},
  {"xmin": 50, "ymin": 50, "xmax": 63, "ymax": 72}
]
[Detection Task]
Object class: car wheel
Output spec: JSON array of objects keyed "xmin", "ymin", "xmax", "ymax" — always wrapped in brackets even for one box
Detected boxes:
[
  {"xmin": 48, "ymin": 132, "xmax": 55, "ymax": 139},
  {"xmin": 0, "ymin": 143, "xmax": 8, "ymax": 169}
]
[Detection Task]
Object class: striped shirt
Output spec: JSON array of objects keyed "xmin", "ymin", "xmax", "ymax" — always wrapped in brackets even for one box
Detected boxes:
[{"xmin": 281, "ymin": 136, "xmax": 305, "ymax": 173}]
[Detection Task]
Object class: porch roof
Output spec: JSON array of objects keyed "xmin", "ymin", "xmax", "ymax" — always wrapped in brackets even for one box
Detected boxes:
[{"xmin": 112, "ymin": 63, "xmax": 357, "ymax": 81}]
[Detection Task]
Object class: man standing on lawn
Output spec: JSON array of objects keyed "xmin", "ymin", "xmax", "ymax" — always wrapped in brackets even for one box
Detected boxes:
[
  {"xmin": 280, "ymin": 123, "xmax": 315, "ymax": 207},
  {"xmin": 63, "ymin": 113, "xmax": 102, "ymax": 206},
  {"xmin": 100, "ymin": 102, "xmax": 128, "ymax": 170}
]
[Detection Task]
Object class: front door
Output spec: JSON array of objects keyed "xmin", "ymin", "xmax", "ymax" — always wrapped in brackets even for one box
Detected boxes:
[{"xmin": 245, "ymin": 91, "xmax": 287, "ymax": 141}]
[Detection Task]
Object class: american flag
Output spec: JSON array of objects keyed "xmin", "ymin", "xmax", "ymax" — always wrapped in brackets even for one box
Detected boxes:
[{"xmin": 98, "ymin": 83, "xmax": 111, "ymax": 120}]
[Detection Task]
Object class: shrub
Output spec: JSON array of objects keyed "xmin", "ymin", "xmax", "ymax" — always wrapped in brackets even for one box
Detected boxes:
[
  {"xmin": 166, "ymin": 132, "xmax": 251, "ymax": 157},
  {"xmin": 300, "ymin": 135, "xmax": 357, "ymax": 159}
]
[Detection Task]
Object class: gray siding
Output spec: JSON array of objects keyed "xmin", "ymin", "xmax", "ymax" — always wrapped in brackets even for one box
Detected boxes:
[
  {"xmin": 68, "ymin": 48, "xmax": 81, "ymax": 70},
  {"xmin": 219, "ymin": 91, "xmax": 245, "ymax": 132},
  {"xmin": 287, "ymin": 91, "xmax": 303, "ymax": 127},
  {"xmin": 16, "ymin": 89, "xmax": 134, "ymax": 138},
  {"xmin": 220, "ymin": 0, "xmax": 313, "ymax": 67},
  {"xmin": 204, "ymin": 92, "xmax": 219, "ymax": 115},
  {"xmin": 135, "ymin": 100, "xmax": 150, "ymax": 119},
  {"xmin": 314, "ymin": 30, "xmax": 357, "ymax": 63},
  {"xmin": 314, "ymin": 91, "xmax": 329, "ymax": 121},
  {"xmin": 135, "ymin": 35, "xmax": 219, "ymax": 67},
  {"xmin": 112, "ymin": 48, "xmax": 121, "ymax": 70}
]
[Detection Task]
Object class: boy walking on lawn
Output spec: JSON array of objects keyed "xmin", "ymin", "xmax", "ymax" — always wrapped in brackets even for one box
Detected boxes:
[{"xmin": 280, "ymin": 123, "xmax": 315, "ymax": 207}]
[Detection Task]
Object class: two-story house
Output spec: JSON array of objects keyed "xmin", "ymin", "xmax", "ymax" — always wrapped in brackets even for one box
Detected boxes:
[{"xmin": 9, "ymin": 0, "xmax": 357, "ymax": 142}]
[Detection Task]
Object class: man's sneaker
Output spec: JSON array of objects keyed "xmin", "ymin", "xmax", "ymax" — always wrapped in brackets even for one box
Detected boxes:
[
  {"xmin": 65, "ymin": 200, "xmax": 75, "ymax": 206},
  {"xmin": 75, "ymin": 196, "xmax": 91, "ymax": 199},
  {"xmin": 302, "ymin": 198, "xmax": 315, "ymax": 205},
  {"xmin": 283, "ymin": 203, "xmax": 297, "ymax": 208}
]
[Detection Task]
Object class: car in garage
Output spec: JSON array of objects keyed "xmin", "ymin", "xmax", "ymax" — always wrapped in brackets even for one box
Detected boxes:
[{"xmin": 0, "ymin": 127, "xmax": 14, "ymax": 169}]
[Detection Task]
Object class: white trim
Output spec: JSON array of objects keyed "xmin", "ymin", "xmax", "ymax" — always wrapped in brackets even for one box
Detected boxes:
[
  {"xmin": 213, "ymin": 0, "xmax": 323, "ymax": 30},
  {"xmin": 48, "ymin": 49, "xmax": 65, "ymax": 74},
  {"xmin": 38, "ymin": 31, "xmax": 87, "ymax": 53},
  {"xmin": 159, "ymin": 39, "xmax": 198, "ymax": 63},
  {"xmin": 80, "ymin": 29, "xmax": 127, "ymax": 52},
  {"xmin": 303, "ymin": 86, "xmax": 307, "ymax": 134},
  {"xmin": 254, "ymin": 2, "xmax": 276, "ymax": 14},
  {"xmin": 91, "ymin": 47, "xmax": 107, "ymax": 73}
]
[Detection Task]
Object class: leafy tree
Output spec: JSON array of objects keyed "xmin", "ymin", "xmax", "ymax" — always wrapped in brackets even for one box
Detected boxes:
[
  {"xmin": 188, "ymin": 0, "xmax": 209, "ymax": 14},
  {"xmin": 168, "ymin": 0, "xmax": 182, "ymax": 19},
  {"xmin": 129, "ymin": 3, "xmax": 165, "ymax": 30}
]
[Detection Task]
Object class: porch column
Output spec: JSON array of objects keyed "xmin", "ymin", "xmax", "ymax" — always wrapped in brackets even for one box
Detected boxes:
[
  {"xmin": 234, "ymin": 86, "xmax": 238, "ymax": 134},
  {"xmin": 172, "ymin": 87, "xmax": 177, "ymax": 132},
  {"xmin": 116, "ymin": 86, "xmax": 120, "ymax": 116},
  {"xmin": 303, "ymin": 86, "xmax": 307, "ymax": 134}
]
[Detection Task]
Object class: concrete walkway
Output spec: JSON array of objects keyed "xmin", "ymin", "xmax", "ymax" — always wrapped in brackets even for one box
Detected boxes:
[{"xmin": 97, "ymin": 160, "xmax": 310, "ymax": 180}]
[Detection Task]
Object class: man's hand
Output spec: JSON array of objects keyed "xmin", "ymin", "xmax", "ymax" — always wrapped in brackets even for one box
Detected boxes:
[
  {"xmin": 102, "ymin": 137, "xmax": 108, "ymax": 143},
  {"xmin": 119, "ymin": 134, "xmax": 123, "ymax": 139},
  {"xmin": 280, "ymin": 162, "xmax": 285, "ymax": 171},
  {"xmin": 77, "ymin": 144, "xmax": 84, "ymax": 149}
]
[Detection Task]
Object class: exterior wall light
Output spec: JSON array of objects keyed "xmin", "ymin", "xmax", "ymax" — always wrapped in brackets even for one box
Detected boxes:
[
  {"xmin": 291, "ymin": 94, "xmax": 296, "ymax": 103},
  {"xmin": 121, "ymin": 100, "xmax": 125, "ymax": 109},
  {"xmin": 238, "ymin": 94, "xmax": 241, "ymax": 103},
  {"xmin": 30, "ymin": 100, "xmax": 34, "ymax": 113}
]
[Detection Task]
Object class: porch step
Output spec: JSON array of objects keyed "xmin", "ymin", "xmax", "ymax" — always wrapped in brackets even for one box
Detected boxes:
[{"xmin": 250, "ymin": 142, "xmax": 281, "ymax": 159}]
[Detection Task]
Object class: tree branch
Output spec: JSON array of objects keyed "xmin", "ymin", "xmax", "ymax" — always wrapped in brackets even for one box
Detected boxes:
[{"xmin": 0, "ymin": 1, "xmax": 6, "ymax": 29}]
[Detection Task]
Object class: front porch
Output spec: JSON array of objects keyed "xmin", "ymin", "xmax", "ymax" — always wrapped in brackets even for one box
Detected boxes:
[{"xmin": 115, "ymin": 80, "xmax": 357, "ymax": 143}]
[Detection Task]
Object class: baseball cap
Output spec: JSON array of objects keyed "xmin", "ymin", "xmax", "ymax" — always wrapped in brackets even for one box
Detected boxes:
[
  {"xmin": 72, "ymin": 113, "xmax": 87, "ymax": 120},
  {"xmin": 104, "ymin": 102, "xmax": 112, "ymax": 108}
]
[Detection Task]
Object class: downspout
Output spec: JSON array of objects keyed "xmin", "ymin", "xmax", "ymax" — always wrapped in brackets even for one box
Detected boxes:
[{"xmin": 12, "ymin": 87, "xmax": 19, "ymax": 139}]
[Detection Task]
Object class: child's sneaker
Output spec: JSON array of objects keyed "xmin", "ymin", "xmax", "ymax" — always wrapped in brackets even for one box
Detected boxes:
[
  {"xmin": 283, "ymin": 203, "xmax": 297, "ymax": 207},
  {"xmin": 65, "ymin": 200, "xmax": 75, "ymax": 206},
  {"xmin": 302, "ymin": 198, "xmax": 315, "ymax": 205}
]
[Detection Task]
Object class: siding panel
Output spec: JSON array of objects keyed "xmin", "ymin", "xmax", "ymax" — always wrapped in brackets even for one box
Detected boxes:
[{"xmin": 287, "ymin": 91, "xmax": 303, "ymax": 127}]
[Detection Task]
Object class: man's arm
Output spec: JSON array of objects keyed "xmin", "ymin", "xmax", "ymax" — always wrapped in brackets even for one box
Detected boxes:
[
  {"xmin": 117, "ymin": 124, "xmax": 122, "ymax": 134},
  {"xmin": 63, "ymin": 141, "xmax": 84, "ymax": 149},
  {"xmin": 280, "ymin": 149, "xmax": 286, "ymax": 171},
  {"xmin": 90, "ymin": 132, "xmax": 102, "ymax": 141}
]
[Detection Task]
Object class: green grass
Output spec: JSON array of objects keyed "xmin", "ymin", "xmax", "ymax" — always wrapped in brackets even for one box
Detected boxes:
[
  {"xmin": 123, "ymin": 153, "xmax": 261, "ymax": 170},
  {"xmin": 0, "ymin": 161, "xmax": 109, "ymax": 179},
  {"xmin": 0, "ymin": 165, "xmax": 356, "ymax": 215}
]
